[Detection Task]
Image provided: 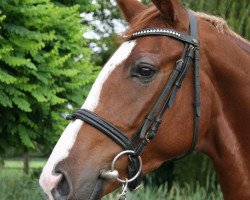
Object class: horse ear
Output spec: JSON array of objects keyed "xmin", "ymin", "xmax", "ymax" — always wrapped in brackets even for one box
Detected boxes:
[
  {"xmin": 116, "ymin": 0, "xmax": 146, "ymax": 23},
  {"xmin": 151, "ymin": 0, "xmax": 188, "ymax": 25}
]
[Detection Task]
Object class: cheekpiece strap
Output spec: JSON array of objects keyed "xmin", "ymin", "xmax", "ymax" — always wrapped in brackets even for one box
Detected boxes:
[{"xmin": 189, "ymin": 11, "xmax": 199, "ymax": 41}]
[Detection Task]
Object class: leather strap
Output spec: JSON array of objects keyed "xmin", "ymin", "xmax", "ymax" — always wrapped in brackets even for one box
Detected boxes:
[
  {"xmin": 189, "ymin": 11, "xmax": 198, "ymax": 40},
  {"xmin": 67, "ymin": 109, "xmax": 134, "ymax": 151},
  {"xmin": 131, "ymin": 28, "xmax": 198, "ymax": 47}
]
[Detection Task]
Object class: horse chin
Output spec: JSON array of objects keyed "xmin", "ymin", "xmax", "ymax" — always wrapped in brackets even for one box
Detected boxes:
[{"xmin": 71, "ymin": 178, "xmax": 104, "ymax": 200}]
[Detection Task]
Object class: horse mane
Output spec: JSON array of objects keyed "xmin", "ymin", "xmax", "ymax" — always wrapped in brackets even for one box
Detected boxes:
[
  {"xmin": 125, "ymin": 6, "xmax": 250, "ymax": 53},
  {"xmin": 196, "ymin": 12, "xmax": 250, "ymax": 53}
]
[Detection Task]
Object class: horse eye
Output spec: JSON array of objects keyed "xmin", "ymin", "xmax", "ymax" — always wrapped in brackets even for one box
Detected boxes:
[{"xmin": 135, "ymin": 65, "xmax": 156, "ymax": 78}]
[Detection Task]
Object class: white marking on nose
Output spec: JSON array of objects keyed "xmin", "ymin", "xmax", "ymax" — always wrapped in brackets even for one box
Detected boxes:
[
  {"xmin": 39, "ymin": 40, "xmax": 137, "ymax": 199},
  {"xmin": 39, "ymin": 120, "xmax": 83, "ymax": 200}
]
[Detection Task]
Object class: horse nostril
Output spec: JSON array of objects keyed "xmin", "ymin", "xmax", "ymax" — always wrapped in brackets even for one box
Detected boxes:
[
  {"xmin": 52, "ymin": 172, "xmax": 72, "ymax": 200},
  {"xmin": 58, "ymin": 175, "xmax": 70, "ymax": 196}
]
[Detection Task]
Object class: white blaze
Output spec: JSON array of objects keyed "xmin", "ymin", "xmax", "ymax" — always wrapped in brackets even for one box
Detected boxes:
[{"xmin": 39, "ymin": 41, "xmax": 137, "ymax": 199}]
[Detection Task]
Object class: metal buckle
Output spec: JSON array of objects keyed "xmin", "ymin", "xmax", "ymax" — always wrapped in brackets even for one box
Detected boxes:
[{"xmin": 145, "ymin": 132, "xmax": 151, "ymax": 143}]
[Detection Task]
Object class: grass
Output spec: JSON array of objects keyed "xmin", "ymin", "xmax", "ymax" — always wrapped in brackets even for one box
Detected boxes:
[
  {"xmin": 0, "ymin": 158, "xmax": 47, "ymax": 200},
  {"xmin": 0, "ymin": 168, "xmax": 223, "ymax": 200},
  {"xmin": 0, "ymin": 169, "xmax": 45, "ymax": 200},
  {"xmin": 103, "ymin": 179, "xmax": 223, "ymax": 200},
  {"xmin": 0, "ymin": 158, "xmax": 223, "ymax": 199},
  {"xmin": 103, "ymin": 183, "xmax": 222, "ymax": 200}
]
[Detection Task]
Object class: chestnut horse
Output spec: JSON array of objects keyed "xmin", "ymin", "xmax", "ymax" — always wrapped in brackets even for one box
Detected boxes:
[{"xmin": 39, "ymin": 0, "xmax": 250, "ymax": 199}]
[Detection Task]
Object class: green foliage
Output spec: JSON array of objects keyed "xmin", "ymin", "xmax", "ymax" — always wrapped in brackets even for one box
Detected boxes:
[
  {"xmin": 173, "ymin": 153, "xmax": 216, "ymax": 188},
  {"xmin": 0, "ymin": 0, "xmax": 97, "ymax": 153},
  {"xmin": 54, "ymin": 0, "xmax": 96, "ymax": 12},
  {"xmin": 83, "ymin": 0, "xmax": 125, "ymax": 66},
  {"xmin": 142, "ymin": 153, "xmax": 216, "ymax": 191}
]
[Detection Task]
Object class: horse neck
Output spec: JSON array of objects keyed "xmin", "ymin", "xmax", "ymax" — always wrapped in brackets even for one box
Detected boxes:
[{"xmin": 198, "ymin": 23, "xmax": 250, "ymax": 200}]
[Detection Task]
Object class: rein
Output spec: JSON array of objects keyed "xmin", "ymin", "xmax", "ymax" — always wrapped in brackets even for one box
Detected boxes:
[{"xmin": 67, "ymin": 11, "xmax": 200, "ymax": 199}]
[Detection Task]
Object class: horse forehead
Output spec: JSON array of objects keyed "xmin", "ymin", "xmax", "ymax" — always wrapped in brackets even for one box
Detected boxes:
[
  {"xmin": 104, "ymin": 40, "xmax": 137, "ymax": 69},
  {"xmin": 82, "ymin": 40, "xmax": 137, "ymax": 110}
]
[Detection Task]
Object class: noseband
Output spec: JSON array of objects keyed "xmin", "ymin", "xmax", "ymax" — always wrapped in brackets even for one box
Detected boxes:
[{"xmin": 67, "ymin": 11, "xmax": 200, "ymax": 195}]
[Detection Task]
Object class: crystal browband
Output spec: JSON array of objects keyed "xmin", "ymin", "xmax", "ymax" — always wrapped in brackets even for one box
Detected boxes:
[{"xmin": 131, "ymin": 28, "xmax": 199, "ymax": 46}]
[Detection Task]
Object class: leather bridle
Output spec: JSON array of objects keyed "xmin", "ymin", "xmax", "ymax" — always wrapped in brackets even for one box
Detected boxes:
[{"xmin": 66, "ymin": 11, "xmax": 200, "ymax": 192}]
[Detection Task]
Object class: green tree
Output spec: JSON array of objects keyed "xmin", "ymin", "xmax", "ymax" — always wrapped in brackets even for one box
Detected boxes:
[
  {"xmin": 0, "ymin": 0, "xmax": 97, "ymax": 171},
  {"xmin": 82, "ymin": 0, "xmax": 125, "ymax": 67}
]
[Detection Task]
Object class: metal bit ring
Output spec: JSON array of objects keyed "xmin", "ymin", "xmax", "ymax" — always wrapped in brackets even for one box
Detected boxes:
[{"xmin": 111, "ymin": 150, "xmax": 142, "ymax": 184}]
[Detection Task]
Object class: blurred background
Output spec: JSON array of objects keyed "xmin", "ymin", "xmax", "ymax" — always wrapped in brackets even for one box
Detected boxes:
[{"xmin": 0, "ymin": 0, "xmax": 249, "ymax": 199}]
